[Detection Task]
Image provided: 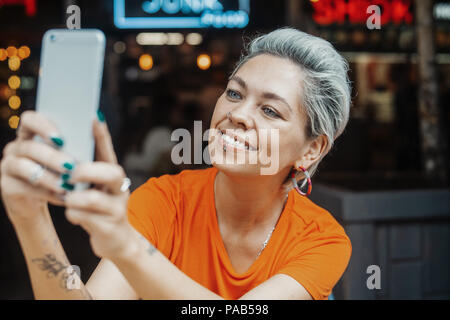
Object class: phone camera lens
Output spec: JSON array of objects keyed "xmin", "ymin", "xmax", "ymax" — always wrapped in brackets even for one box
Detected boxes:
[{"xmin": 50, "ymin": 35, "xmax": 56, "ymax": 42}]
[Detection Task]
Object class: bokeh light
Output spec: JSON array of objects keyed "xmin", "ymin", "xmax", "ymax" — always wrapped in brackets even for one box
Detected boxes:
[
  {"xmin": 197, "ymin": 54, "xmax": 211, "ymax": 70},
  {"xmin": 113, "ymin": 41, "xmax": 126, "ymax": 54},
  {"xmin": 8, "ymin": 56, "xmax": 21, "ymax": 71},
  {"xmin": 139, "ymin": 54, "xmax": 153, "ymax": 71},
  {"xmin": 0, "ymin": 49, "xmax": 7, "ymax": 61},
  {"xmin": 8, "ymin": 76, "xmax": 21, "ymax": 90},
  {"xmin": 186, "ymin": 33, "xmax": 203, "ymax": 46},
  {"xmin": 17, "ymin": 46, "xmax": 30, "ymax": 59},
  {"xmin": 6, "ymin": 46, "xmax": 17, "ymax": 57},
  {"xmin": 166, "ymin": 33, "xmax": 184, "ymax": 45},
  {"xmin": 8, "ymin": 95, "xmax": 21, "ymax": 110},
  {"xmin": 8, "ymin": 115, "xmax": 20, "ymax": 129},
  {"xmin": 0, "ymin": 85, "xmax": 13, "ymax": 100},
  {"xmin": 20, "ymin": 76, "xmax": 35, "ymax": 90}
]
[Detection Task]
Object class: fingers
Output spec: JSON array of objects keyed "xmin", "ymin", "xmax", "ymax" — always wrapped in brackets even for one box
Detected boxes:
[
  {"xmin": 64, "ymin": 189, "xmax": 125, "ymax": 216},
  {"xmin": 93, "ymin": 118, "xmax": 117, "ymax": 164},
  {"xmin": 16, "ymin": 111, "xmax": 64, "ymax": 146},
  {"xmin": 64, "ymin": 191, "xmax": 127, "ymax": 240},
  {"xmin": 69, "ymin": 161, "xmax": 126, "ymax": 194},
  {"xmin": 3, "ymin": 140, "xmax": 76, "ymax": 175},
  {"xmin": 0, "ymin": 174, "xmax": 66, "ymax": 207},
  {"xmin": 2, "ymin": 156, "xmax": 67, "ymax": 195},
  {"xmin": 4, "ymin": 124, "xmax": 126, "ymax": 196},
  {"xmin": 65, "ymin": 209, "xmax": 99, "ymax": 234}
]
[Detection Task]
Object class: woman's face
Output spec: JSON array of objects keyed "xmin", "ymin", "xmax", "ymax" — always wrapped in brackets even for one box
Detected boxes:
[{"xmin": 209, "ymin": 54, "xmax": 320, "ymax": 179}]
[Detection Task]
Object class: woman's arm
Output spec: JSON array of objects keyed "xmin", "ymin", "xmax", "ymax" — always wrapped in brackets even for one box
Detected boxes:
[
  {"xmin": 12, "ymin": 210, "xmax": 139, "ymax": 300},
  {"xmin": 85, "ymin": 258, "xmax": 139, "ymax": 300},
  {"xmin": 109, "ymin": 228, "xmax": 311, "ymax": 300},
  {"xmin": 11, "ymin": 208, "xmax": 93, "ymax": 299},
  {"xmin": 1, "ymin": 111, "xmax": 138, "ymax": 300},
  {"xmin": 111, "ymin": 228, "xmax": 223, "ymax": 300}
]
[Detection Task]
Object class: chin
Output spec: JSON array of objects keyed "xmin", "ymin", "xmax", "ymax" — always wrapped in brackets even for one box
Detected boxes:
[{"xmin": 212, "ymin": 161, "xmax": 263, "ymax": 177}]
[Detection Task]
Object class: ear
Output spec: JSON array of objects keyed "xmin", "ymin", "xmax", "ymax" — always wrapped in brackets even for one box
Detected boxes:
[{"xmin": 294, "ymin": 135, "xmax": 328, "ymax": 170}]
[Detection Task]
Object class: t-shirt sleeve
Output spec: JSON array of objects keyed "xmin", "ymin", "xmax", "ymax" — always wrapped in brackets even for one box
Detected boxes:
[
  {"xmin": 126, "ymin": 174, "xmax": 179, "ymax": 257},
  {"xmin": 277, "ymin": 231, "xmax": 352, "ymax": 300}
]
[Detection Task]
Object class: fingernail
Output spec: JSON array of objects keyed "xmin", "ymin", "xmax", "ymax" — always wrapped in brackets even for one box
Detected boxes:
[
  {"xmin": 62, "ymin": 162, "xmax": 75, "ymax": 171},
  {"xmin": 61, "ymin": 181, "xmax": 75, "ymax": 191},
  {"xmin": 61, "ymin": 173, "xmax": 71, "ymax": 181},
  {"xmin": 97, "ymin": 109, "xmax": 105, "ymax": 123},
  {"xmin": 49, "ymin": 134, "xmax": 64, "ymax": 148}
]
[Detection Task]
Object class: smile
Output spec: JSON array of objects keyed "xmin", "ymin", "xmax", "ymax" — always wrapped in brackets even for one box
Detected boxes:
[{"xmin": 219, "ymin": 131, "xmax": 257, "ymax": 151}]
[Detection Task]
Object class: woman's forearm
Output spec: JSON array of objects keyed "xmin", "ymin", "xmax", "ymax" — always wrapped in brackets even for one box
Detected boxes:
[
  {"xmin": 11, "ymin": 206, "xmax": 92, "ymax": 300},
  {"xmin": 111, "ymin": 229, "xmax": 223, "ymax": 300}
]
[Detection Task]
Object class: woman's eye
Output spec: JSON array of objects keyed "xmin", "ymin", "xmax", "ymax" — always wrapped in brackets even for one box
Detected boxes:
[
  {"xmin": 226, "ymin": 89, "xmax": 241, "ymax": 100},
  {"xmin": 262, "ymin": 106, "xmax": 280, "ymax": 118}
]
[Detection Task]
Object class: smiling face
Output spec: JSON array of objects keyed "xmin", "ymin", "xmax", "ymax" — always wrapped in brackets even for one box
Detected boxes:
[{"xmin": 209, "ymin": 54, "xmax": 324, "ymax": 180}]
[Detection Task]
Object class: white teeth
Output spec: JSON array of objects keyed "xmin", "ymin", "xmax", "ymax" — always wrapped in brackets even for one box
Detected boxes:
[{"xmin": 222, "ymin": 133, "xmax": 247, "ymax": 150}]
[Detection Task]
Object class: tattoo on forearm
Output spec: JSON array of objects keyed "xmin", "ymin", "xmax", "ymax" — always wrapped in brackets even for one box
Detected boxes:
[
  {"xmin": 32, "ymin": 254, "xmax": 67, "ymax": 279},
  {"xmin": 31, "ymin": 254, "xmax": 84, "ymax": 294},
  {"xmin": 147, "ymin": 243, "xmax": 157, "ymax": 255},
  {"xmin": 138, "ymin": 235, "xmax": 157, "ymax": 256}
]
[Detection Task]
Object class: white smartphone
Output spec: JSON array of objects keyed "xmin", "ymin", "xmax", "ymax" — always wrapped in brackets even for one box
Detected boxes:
[{"xmin": 35, "ymin": 29, "xmax": 106, "ymax": 165}]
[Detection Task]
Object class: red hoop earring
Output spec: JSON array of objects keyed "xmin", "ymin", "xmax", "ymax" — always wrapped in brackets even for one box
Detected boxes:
[{"xmin": 291, "ymin": 166, "xmax": 312, "ymax": 196}]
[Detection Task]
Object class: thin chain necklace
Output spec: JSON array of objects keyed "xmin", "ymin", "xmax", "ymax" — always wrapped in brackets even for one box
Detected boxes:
[
  {"xmin": 255, "ymin": 194, "xmax": 288, "ymax": 259},
  {"xmin": 214, "ymin": 174, "xmax": 288, "ymax": 260},
  {"xmin": 255, "ymin": 225, "xmax": 276, "ymax": 258}
]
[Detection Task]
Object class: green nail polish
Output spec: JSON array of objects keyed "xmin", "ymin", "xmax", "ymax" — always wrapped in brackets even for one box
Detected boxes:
[
  {"xmin": 61, "ymin": 182, "xmax": 75, "ymax": 191},
  {"xmin": 63, "ymin": 162, "xmax": 75, "ymax": 171},
  {"xmin": 61, "ymin": 173, "xmax": 71, "ymax": 181},
  {"xmin": 97, "ymin": 109, "xmax": 105, "ymax": 122},
  {"xmin": 50, "ymin": 136, "xmax": 64, "ymax": 148}
]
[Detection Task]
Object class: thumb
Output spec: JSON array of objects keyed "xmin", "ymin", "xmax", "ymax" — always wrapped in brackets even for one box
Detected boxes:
[{"xmin": 93, "ymin": 110, "xmax": 117, "ymax": 164}]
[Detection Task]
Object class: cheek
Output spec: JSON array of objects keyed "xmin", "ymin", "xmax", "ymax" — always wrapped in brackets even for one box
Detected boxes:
[
  {"xmin": 277, "ymin": 127, "xmax": 308, "ymax": 163},
  {"xmin": 209, "ymin": 94, "xmax": 226, "ymax": 128}
]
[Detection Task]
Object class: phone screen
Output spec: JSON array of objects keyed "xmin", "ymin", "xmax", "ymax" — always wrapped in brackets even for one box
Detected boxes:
[{"xmin": 36, "ymin": 29, "xmax": 106, "ymax": 164}]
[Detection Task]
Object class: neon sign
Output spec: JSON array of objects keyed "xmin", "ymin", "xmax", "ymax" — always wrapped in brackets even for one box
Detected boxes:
[
  {"xmin": 0, "ymin": 0, "xmax": 36, "ymax": 17},
  {"xmin": 114, "ymin": 0, "xmax": 250, "ymax": 29},
  {"xmin": 312, "ymin": 0, "xmax": 413, "ymax": 26}
]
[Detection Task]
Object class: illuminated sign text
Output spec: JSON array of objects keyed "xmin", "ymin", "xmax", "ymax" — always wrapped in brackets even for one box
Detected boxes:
[
  {"xmin": 312, "ymin": 0, "xmax": 413, "ymax": 26},
  {"xmin": 114, "ymin": 0, "xmax": 250, "ymax": 29}
]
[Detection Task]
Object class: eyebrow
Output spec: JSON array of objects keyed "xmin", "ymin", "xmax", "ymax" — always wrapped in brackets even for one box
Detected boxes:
[{"xmin": 229, "ymin": 76, "xmax": 293, "ymax": 112}]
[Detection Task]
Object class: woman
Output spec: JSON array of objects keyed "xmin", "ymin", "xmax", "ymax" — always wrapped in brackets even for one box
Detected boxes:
[{"xmin": 0, "ymin": 28, "xmax": 352, "ymax": 300}]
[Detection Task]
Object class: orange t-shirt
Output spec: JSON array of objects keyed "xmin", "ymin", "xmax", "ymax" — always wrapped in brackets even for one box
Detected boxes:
[{"xmin": 127, "ymin": 167, "xmax": 352, "ymax": 300}]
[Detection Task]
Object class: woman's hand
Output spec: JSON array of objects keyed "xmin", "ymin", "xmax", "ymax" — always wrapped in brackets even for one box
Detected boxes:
[
  {"xmin": 0, "ymin": 111, "xmax": 75, "ymax": 225},
  {"xmin": 63, "ymin": 118, "xmax": 135, "ymax": 260}
]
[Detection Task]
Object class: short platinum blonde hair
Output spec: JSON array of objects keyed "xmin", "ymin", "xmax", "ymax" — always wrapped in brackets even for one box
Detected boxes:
[{"xmin": 231, "ymin": 27, "xmax": 351, "ymax": 189}]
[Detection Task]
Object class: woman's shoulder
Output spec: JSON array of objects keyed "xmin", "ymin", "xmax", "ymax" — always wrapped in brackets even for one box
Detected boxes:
[{"xmin": 289, "ymin": 192, "xmax": 350, "ymax": 241}]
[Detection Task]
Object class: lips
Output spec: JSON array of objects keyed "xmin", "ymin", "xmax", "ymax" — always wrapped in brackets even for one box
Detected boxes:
[{"xmin": 219, "ymin": 129, "xmax": 257, "ymax": 151}]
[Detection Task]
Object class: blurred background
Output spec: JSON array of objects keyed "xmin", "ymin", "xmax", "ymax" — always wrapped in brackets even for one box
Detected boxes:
[{"xmin": 0, "ymin": 0, "xmax": 449, "ymax": 299}]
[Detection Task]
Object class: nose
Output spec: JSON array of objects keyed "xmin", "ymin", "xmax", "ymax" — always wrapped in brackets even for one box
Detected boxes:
[{"xmin": 228, "ymin": 104, "xmax": 254, "ymax": 130}]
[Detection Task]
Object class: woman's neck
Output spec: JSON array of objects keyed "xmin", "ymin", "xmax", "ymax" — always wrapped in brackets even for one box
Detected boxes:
[{"xmin": 214, "ymin": 169, "xmax": 289, "ymax": 235}]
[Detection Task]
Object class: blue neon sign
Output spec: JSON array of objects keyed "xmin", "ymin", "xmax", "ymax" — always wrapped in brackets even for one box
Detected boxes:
[{"xmin": 114, "ymin": 0, "xmax": 250, "ymax": 29}]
